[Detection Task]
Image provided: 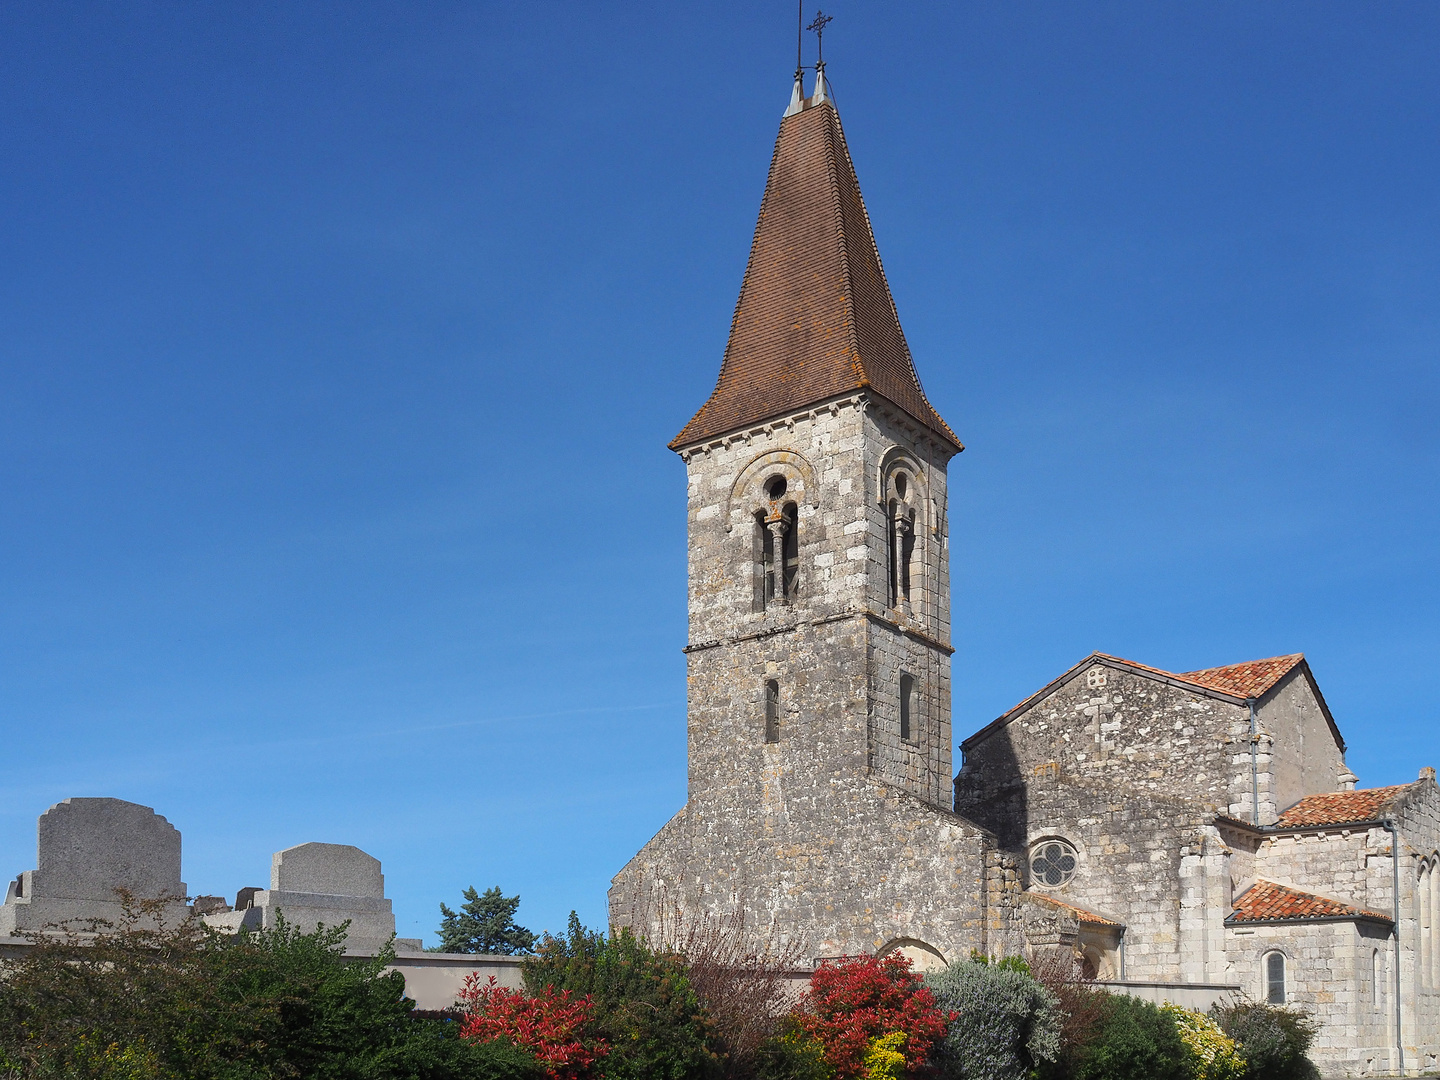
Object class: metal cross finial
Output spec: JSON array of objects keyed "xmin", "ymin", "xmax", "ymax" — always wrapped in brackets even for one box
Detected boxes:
[{"xmin": 807, "ymin": 9, "xmax": 833, "ymax": 67}]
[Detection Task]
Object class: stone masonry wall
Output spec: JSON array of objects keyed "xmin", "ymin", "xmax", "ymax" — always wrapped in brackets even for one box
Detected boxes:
[
  {"xmin": 985, "ymin": 767, "xmax": 1219, "ymax": 982},
  {"xmin": 609, "ymin": 392, "xmax": 1015, "ymax": 961},
  {"xmin": 679, "ymin": 395, "xmax": 955, "ymax": 811},
  {"xmin": 956, "ymin": 660, "xmax": 1351, "ymax": 843},
  {"xmin": 1393, "ymin": 779, "xmax": 1440, "ymax": 1071},
  {"xmin": 867, "ymin": 621, "xmax": 953, "ymax": 811},
  {"xmin": 1245, "ymin": 779, "xmax": 1440, "ymax": 1070},
  {"xmin": 956, "ymin": 665, "xmax": 1250, "ymax": 838},
  {"xmin": 1262, "ymin": 667, "xmax": 1348, "ymax": 819},
  {"xmin": 1255, "ymin": 828, "xmax": 1390, "ymax": 913},
  {"xmin": 683, "ymin": 619, "xmax": 869, "ymax": 825},
  {"xmin": 1229, "ymin": 920, "xmax": 1396, "ymax": 1076},
  {"xmin": 610, "ymin": 776, "xmax": 1009, "ymax": 963}
]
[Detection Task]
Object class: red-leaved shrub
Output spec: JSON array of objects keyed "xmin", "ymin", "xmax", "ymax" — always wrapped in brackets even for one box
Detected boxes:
[
  {"xmin": 792, "ymin": 954, "xmax": 949, "ymax": 1078},
  {"xmin": 457, "ymin": 974, "xmax": 608, "ymax": 1080}
]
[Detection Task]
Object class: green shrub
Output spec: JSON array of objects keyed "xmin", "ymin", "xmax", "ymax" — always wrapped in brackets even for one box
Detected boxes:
[
  {"xmin": 449, "ymin": 1037, "xmax": 551, "ymax": 1080},
  {"xmin": 1209, "ymin": 1002, "xmax": 1318, "ymax": 1080},
  {"xmin": 925, "ymin": 958, "xmax": 1062, "ymax": 1080},
  {"xmin": 523, "ymin": 913, "xmax": 719, "ymax": 1080},
  {"xmin": 0, "ymin": 898, "xmax": 534, "ymax": 1080},
  {"xmin": 1058, "ymin": 993, "xmax": 1191, "ymax": 1080}
]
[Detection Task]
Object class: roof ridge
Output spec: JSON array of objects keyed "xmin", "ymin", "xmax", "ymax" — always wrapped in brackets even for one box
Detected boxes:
[
  {"xmin": 963, "ymin": 649, "xmax": 1329, "ymax": 754},
  {"xmin": 1180, "ymin": 652, "xmax": 1304, "ymax": 677},
  {"xmin": 1093, "ymin": 651, "xmax": 1304, "ymax": 700},
  {"xmin": 821, "ymin": 104, "xmax": 866, "ymax": 389},
  {"xmin": 827, "ymin": 106, "xmax": 933, "ymax": 413}
]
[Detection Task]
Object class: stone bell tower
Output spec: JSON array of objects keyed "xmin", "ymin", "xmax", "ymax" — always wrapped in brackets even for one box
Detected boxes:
[{"xmin": 612, "ymin": 71, "xmax": 1010, "ymax": 965}]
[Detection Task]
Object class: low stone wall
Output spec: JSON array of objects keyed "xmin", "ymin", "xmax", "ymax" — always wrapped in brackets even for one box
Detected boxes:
[
  {"xmin": 378, "ymin": 951, "xmax": 526, "ymax": 1012},
  {"xmin": 1095, "ymin": 980, "xmax": 1241, "ymax": 1012}
]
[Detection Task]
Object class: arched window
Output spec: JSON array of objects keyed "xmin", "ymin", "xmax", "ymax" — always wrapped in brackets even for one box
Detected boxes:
[
  {"xmin": 899, "ymin": 672, "xmax": 916, "ymax": 743},
  {"xmin": 1265, "ymin": 952, "xmax": 1286, "ymax": 1005},
  {"xmin": 764, "ymin": 680, "xmax": 780, "ymax": 744},
  {"xmin": 753, "ymin": 478, "xmax": 798, "ymax": 611},
  {"xmin": 1420, "ymin": 860, "xmax": 1434, "ymax": 988},
  {"xmin": 1431, "ymin": 855, "xmax": 1440, "ymax": 989},
  {"xmin": 878, "ymin": 456, "xmax": 925, "ymax": 616},
  {"xmin": 1372, "ymin": 948, "xmax": 1381, "ymax": 1009}
]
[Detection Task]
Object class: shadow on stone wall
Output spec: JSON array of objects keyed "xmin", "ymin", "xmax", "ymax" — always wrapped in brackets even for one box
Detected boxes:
[{"xmin": 954, "ymin": 725, "xmax": 1030, "ymax": 856}]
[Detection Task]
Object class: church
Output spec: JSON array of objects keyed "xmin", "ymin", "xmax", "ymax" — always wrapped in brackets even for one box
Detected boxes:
[{"xmin": 608, "ymin": 69, "xmax": 1440, "ymax": 1077}]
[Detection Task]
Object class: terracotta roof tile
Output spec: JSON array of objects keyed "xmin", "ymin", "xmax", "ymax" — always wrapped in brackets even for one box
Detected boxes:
[
  {"xmin": 670, "ymin": 97, "xmax": 958, "ymax": 452},
  {"xmin": 1029, "ymin": 893, "xmax": 1123, "ymax": 928},
  {"xmin": 1229, "ymin": 880, "xmax": 1390, "ymax": 924},
  {"xmin": 1092, "ymin": 652, "xmax": 1303, "ymax": 701},
  {"xmin": 1276, "ymin": 785, "xmax": 1411, "ymax": 828},
  {"xmin": 1180, "ymin": 655, "xmax": 1305, "ymax": 699}
]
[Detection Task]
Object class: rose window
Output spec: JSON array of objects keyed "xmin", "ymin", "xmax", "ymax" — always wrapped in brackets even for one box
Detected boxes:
[{"xmin": 1029, "ymin": 840, "xmax": 1078, "ymax": 888}]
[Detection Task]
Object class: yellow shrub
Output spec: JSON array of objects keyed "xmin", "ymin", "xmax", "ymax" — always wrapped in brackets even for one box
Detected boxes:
[
  {"xmin": 862, "ymin": 1030, "xmax": 908, "ymax": 1080},
  {"xmin": 1162, "ymin": 1004, "xmax": 1246, "ymax": 1080}
]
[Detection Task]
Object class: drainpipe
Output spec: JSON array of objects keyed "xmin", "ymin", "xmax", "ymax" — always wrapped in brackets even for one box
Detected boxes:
[
  {"xmin": 1247, "ymin": 699, "xmax": 1261, "ymax": 826},
  {"xmin": 1383, "ymin": 818, "xmax": 1403, "ymax": 1076}
]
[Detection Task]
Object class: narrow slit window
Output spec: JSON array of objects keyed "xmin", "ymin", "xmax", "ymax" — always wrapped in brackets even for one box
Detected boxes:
[
  {"xmin": 764, "ymin": 680, "xmax": 780, "ymax": 744},
  {"xmin": 899, "ymin": 672, "xmax": 914, "ymax": 742},
  {"xmin": 1265, "ymin": 952, "xmax": 1286, "ymax": 1005}
]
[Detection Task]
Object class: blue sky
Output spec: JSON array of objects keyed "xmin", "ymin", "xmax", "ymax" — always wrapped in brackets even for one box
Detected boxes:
[{"xmin": 1, "ymin": 2, "xmax": 1436, "ymax": 946}]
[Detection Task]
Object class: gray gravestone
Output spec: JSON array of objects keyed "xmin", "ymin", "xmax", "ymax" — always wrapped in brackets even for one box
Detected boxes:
[
  {"xmin": 202, "ymin": 842, "xmax": 401, "ymax": 954},
  {"xmin": 272, "ymin": 843, "xmax": 383, "ymax": 898},
  {"xmin": 0, "ymin": 798, "xmax": 186, "ymax": 937}
]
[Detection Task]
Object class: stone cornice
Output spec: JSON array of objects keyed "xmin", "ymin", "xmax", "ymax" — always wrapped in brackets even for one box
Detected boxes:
[
  {"xmin": 865, "ymin": 393, "xmax": 962, "ymax": 464},
  {"xmin": 684, "ymin": 607, "xmax": 954, "ymax": 656},
  {"xmin": 676, "ymin": 393, "xmax": 867, "ymax": 462}
]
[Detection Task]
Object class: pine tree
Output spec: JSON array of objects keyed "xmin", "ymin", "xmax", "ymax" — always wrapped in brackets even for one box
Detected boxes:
[{"xmin": 435, "ymin": 886, "xmax": 537, "ymax": 954}]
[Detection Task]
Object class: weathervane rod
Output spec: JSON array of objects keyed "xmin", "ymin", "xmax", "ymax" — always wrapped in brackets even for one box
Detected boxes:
[{"xmin": 796, "ymin": 0, "xmax": 804, "ymax": 80}]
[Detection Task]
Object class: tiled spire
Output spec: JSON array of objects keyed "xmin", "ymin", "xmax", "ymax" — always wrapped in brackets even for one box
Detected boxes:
[{"xmin": 671, "ymin": 86, "xmax": 959, "ymax": 452}]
